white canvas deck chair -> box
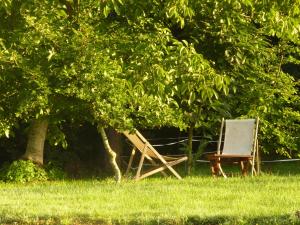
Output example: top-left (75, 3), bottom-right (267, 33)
top-left (123, 130), bottom-right (188, 180)
top-left (207, 118), bottom-right (259, 178)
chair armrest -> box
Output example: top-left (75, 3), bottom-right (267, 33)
top-left (206, 153), bottom-right (253, 160)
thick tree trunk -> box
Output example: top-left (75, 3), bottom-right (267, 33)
top-left (187, 124), bottom-right (194, 175)
top-left (98, 126), bottom-right (122, 183)
top-left (22, 119), bottom-right (48, 165)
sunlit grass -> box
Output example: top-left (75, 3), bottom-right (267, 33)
top-left (0, 162), bottom-right (300, 224)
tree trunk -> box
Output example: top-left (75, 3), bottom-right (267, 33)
top-left (107, 128), bottom-right (123, 167)
top-left (187, 124), bottom-right (194, 175)
top-left (22, 119), bottom-right (48, 165)
top-left (98, 126), bottom-right (122, 183)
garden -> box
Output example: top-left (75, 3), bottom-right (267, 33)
top-left (0, 0), bottom-right (299, 224)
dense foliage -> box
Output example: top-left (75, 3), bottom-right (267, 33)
top-left (0, 0), bottom-right (186, 133)
top-left (101, 0), bottom-right (300, 157)
top-left (0, 159), bottom-right (66, 182)
top-left (0, 0), bottom-right (299, 172)
top-left (0, 160), bottom-right (48, 182)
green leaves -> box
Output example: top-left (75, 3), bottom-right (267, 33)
top-left (165, 0), bottom-right (194, 28)
top-left (103, 4), bottom-right (111, 17)
top-left (156, 39), bottom-right (231, 128)
top-left (0, 0), bottom-right (12, 14)
top-left (2, 160), bottom-right (48, 183)
top-left (4, 129), bottom-right (9, 138)
top-left (0, 0), bottom-right (298, 157)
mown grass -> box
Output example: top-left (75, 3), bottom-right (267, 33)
top-left (0, 161), bottom-right (300, 225)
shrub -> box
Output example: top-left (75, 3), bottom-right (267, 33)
top-left (2, 160), bottom-right (48, 183)
top-left (45, 161), bottom-right (67, 180)
top-left (0, 162), bottom-right (10, 180)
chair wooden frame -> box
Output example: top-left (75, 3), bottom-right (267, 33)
top-left (123, 130), bottom-right (188, 180)
top-left (206, 118), bottom-right (260, 178)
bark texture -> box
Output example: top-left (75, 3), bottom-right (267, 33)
top-left (22, 119), bottom-right (48, 165)
top-left (98, 126), bottom-right (122, 183)
top-left (107, 128), bottom-right (123, 166)
top-left (187, 125), bottom-right (194, 175)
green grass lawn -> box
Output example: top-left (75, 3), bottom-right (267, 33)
top-left (0, 162), bottom-right (300, 225)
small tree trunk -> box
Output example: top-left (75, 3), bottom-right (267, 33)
top-left (107, 128), bottom-right (123, 167)
top-left (22, 119), bottom-right (48, 165)
top-left (187, 124), bottom-right (194, 175)
top-left (98, 126), bottom-right (121, 183)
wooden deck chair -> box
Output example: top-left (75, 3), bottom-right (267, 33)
top-left (123, 130), bottom-right (188, 180)
top-left (207, 118), bottom-right (259, 178)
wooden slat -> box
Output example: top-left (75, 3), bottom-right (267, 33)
top-left (125, 147), bottom-right (136, 176)
top-left (135, 144), bottom-right (147, 180)
top-left (123, 130), bottom-right (188, 180)
top-left (207, 154), bottom-right (253, 159)
top-left (251, 117), bottom-right (260, 176)
top-left (136, 157), bottom-right (188, 180)
top-left (217, 118), bottom-right (224, 155)
top-left (123, 131), bottom-right (157, 158)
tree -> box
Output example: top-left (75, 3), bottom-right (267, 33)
top-left (1, 0), bottom-right (299, 183)
top-left (99, 0), bottom-right (231, 174)
top-left (108, 0), bottom-right (300, 159)
top-left (0, 0), bottom-right (184, 181)
top-left (162, 41), bottom-right (230, 174)
top-left (182, 0), bottom-right (300, 157)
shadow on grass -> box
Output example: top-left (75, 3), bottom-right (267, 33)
top-left (1, 214), bottom-right (300, 225)
top-left (185, 214), bottom-right (300, 225)
top-left (193, 160), bottom-right (300, 177)
top-left (261, 160), bottom-right (300, 176)
top-left (120, 158), bottom-right (300, 179)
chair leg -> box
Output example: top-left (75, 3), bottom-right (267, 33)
top-left (218, 163), bottom-right (227, 178)
top-left (137, 157), bottom-right (187, 180)
top-left (135, 146), bottom-right (147, 180)
top-left (144, 156), bottom-right (168, 177)
top-left (165, 165), bottom-right (183, 180)
top-left (240, 160), bottom-right (244, 172)
top-left (241, 160), bottom-right (247, 176)
top-left (210, 158), bottom-right (227, 178)
top-left (241, 160), bottom-right (252, 176)
top-left (250, 160), bottom-right (257, 176)
top-left (152, 153), bottom-right (184, 179)
top-left (210, 160), bottom-right (219, 177)
top-left (125, 147), bottom-right (136, 176)
top-left (254, 140), bottom-right (260, 175)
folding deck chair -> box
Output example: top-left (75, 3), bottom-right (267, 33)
top-left (206, 118), bottom-right (259, 178)
top-left (123, 130), bottom-right (188, 180)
